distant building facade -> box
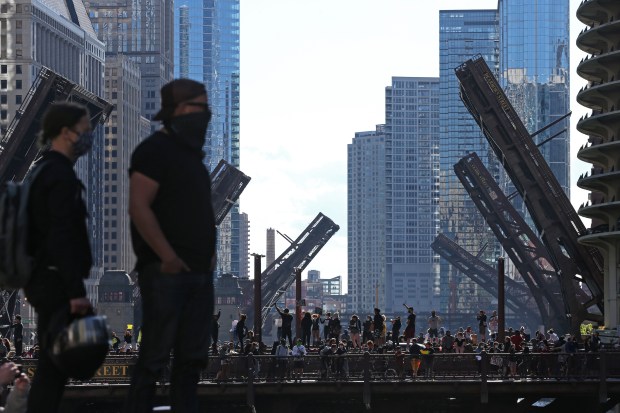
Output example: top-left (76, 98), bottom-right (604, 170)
top-left (238, 212), bottom-right (250, 278)
top-left (102, 55), bottom-right (145, 273)
top-left (266, 228), bottom-right (275, 267)
top-left (347, 126), bottom-right (386, 314)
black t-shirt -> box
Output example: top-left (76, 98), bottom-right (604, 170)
top-left (130, 131), bottom-right (216, 272)
top-left (281, 312), bottom-right (293, 329)
top-left (26, 151), bottom-right (91, 307)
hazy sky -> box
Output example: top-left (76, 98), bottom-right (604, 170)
top-left (239, 0), bottom-right (588, 289)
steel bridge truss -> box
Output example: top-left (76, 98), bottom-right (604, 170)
top-left (455, 56), bottom-right (604, 329)
top-left (210, 159), bottom-right (251, 225)
top-left (260, 213), bottom-right (339, 326)
top-left (432, 233), bottom-right (540, 328)
top-left (0, 67), bottom-right (113, 185)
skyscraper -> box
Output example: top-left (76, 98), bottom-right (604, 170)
top-left (174, 0), bottom-right (240, 275)
top-left (85, 0), bottom-right (174, 126)
top-left (102, 56), bottom-right (144, 273)
top-left (438, 9), bottom-right (500, 317)
top-left (347, 126), bottom-right (386, 314)
top-left (384, 77), bottom-right (440, 314)
top-left (499, 0), bottom-right (570, 196)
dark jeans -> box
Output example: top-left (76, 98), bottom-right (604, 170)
top-left (282, 327), bottom-right (293, 348)
top-left (301, 328), bottom-right (311, 347)
top-left (124, 264), bottom-right (213, 413)
top-left (14, 338), bottom-right (23, 357)
top-left (27, 302), bottom-right (68, 413)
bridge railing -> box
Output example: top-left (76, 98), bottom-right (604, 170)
top-left (17, 351), bottom-right (620, 384)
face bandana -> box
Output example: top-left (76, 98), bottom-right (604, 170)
top-left (166, 107), bottom-right (212, 151)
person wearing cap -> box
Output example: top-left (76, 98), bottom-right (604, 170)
top-left (124, 79), bottom-right (216, 413)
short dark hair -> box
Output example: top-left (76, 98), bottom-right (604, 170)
top-left (39, 102), bottom-right (89, 146)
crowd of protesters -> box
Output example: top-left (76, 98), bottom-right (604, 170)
top-left (197, 306), bottom-right (610, 383)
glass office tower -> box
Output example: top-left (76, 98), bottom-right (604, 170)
top-left (499, 0), bottom-right (571, 201)
top-left (174, 0), bottom-right (241, 275)
top-left (384, 77), bottom-right (440, 315)
top-left (438, 10), bottom-right (500, 318)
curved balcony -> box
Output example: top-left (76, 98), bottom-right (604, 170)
top-left (578, 200), bottom-right (620, 221)
top-left (577, 109), bottom-right (620, 138)
top-left (578, 139), bottom-right (620, 165)
top-left (577, 0), bottom-right (620, 27)
top-left (577, 79), bottom-right (620, 111)
top-left (576, 51), bottom-right (620, 84)
top-left (576, 20), bottom-right (620, 55)
top-left (579, 229), bottom-right (620, 249)
top-left (577, 169), bottom-right (620, 192)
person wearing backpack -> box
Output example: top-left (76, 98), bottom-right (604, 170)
top-left (23, 102), bottom-right (94, 413)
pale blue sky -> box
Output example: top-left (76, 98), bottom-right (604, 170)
top-left (239, 0), bottom-right (588, 289)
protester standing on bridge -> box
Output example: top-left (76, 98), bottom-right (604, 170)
top-left (403, 303), bottom-right (416, 346)
top-left (124, 78), bottom-right (216, 413)
top-left (428, 310), bottom-right (442, 339)
top-left (391, 316), bottom-right (401, 347)
top-left (321, 312), bottom-right (331, 342)
top-left (8, 315), bottom-right (23, 357)
top-left (477, 310), bottom-right (487, 343)
top-left (373, 308), bottom-right (384, 345)
top-left (274, 304), bottom-right (294, 347)
top-left (300, 312), bottom-right (312, 347)
top-left (211, 309), bottom-right (221, 345)
top-left (348, 315), bottom-right (362, 350)
top-left (311, 313), bottom-right (321, 346)
top-left (23, 102), bottom-right (94, 413)
top-left (488, 310), bottom-right (498, 341)
top-left (362, 315), bottom-right (373, 344)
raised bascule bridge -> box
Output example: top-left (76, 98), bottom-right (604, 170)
top-left (433, 54), bottom-right (605, 338)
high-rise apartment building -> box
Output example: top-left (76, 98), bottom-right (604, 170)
top-left (384, 77), bottom-right (440, 314)
top-left (238, 212), bottom-right (249, 278)
top-left (102, 55), bottom-right (145, 273)
top-left (438, 9), bottom-right (500, 317)
top-left (499, 0), bottom-right (570, 196)
top-left (174, 0), bottom-right (240, 276)
top-left (347, 127), bottom-right (386, 314)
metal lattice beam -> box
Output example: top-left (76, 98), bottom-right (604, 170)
top-left (260, 213), bottom-right (339, 326)
top-left (0, 67), bottom-right (112, 185)
top-left (432, 234), bottom-right (541, 327)
top-left (210, 159), bottom-right (251, 225)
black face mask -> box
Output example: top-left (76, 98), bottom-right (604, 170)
top-left (165, 108), bottom-right (212, 151)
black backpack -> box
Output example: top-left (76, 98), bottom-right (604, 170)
top-left (0, 162), bottom-right (48, 289)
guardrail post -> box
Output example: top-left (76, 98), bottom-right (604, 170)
top-left (363, 352), bottom-right (371, 410)
top-left (598, 352), bottom-right (607, 404)
top-left (480, 350), bottom-right (488, 404)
